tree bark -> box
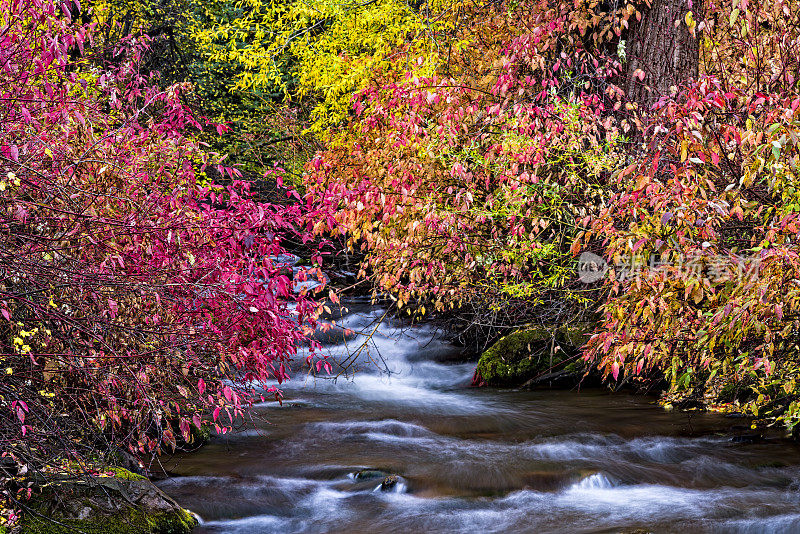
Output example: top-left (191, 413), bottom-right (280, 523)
top-left (624, 0), bottom-right (701, 110)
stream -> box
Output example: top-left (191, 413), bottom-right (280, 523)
top-left (158, 299), bottom-right (800, 533)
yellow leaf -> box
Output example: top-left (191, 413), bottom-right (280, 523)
top-left (684, 11), bottom-right (695, 29)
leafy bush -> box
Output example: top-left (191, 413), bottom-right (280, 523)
top-left (0, 1), bottom-right (322, 525)
top-left (300, 0), bottom-right (800, 430)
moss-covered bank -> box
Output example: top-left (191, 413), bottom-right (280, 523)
top-left (21, 507), bottom-right (196, 534)
top-left (16, 468), bottom-right (197, 534)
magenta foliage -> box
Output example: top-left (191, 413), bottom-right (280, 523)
top-left (0, 0), bottom-right (321, 466)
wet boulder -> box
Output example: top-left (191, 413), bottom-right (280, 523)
top-left (380, 475), bottom-right (400, 490)
top-left (347, 469), bottom-right (408, 493)
top-left (378, 475), bottom-right (407, 493)
top-left (353, 469), bottom-right (391, 481)
top-left (474, 325), bottom-right (594, 388)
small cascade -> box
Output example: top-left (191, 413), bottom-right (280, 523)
top-left (373, 475), bottom-right (408, 494)
top-left (571, 472), bottom-right (617, 490)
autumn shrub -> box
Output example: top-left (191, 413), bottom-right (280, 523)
top-left (572, 0), bottom-right (800, 428)
top-left (579, 80), bottom-right (800, 425)
top-left (0, 0), bottom-right (322, 525)
top-left (300, 0), bottom-right (630, 338)
top-left (299, 0), bottom-right (800, 430)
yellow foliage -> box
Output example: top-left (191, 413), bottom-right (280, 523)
top-left (188, 0), bottom-right (461, 132)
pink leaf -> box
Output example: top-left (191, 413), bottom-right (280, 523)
top-left (108, 298), bottom-right (118, 317)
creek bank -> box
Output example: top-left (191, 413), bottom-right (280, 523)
top-left (474, 325), bottom-right (596, 388)
top-left (473, 328), bottom-right (784, 443)
top-left (13, 468), bottom-right (197, 534)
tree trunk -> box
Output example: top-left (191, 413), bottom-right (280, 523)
top-left (624, 0), bottom-right (701, 110)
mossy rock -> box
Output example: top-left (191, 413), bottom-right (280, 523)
top-left (106, 466), bottom-right (148, 481)
top-left (18, 468), bottom-right (197, 534)
top-left (353, 469), bottom-right (392, 480)
top-left (475, 328), bottom-right (551, 386)
top-left (557, 324), bottom-right (593, 348)
top-left (21, 507), bottom-right (196, 534)
top-left (475, 325), bottom-right (593, 387)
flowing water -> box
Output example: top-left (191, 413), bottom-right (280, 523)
top-left (158, 299), bottom-right (800, 533)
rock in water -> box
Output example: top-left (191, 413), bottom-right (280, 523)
top-left (381, 475), bottom-right (399, 490)
top-left (378, 475), bottom-right (407, 493)
top-left (474, 325), bottom-right (593, 387)
top-left (353, 469), bottom-right (391, 481)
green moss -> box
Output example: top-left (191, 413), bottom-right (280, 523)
top-left (476, 329), bottom-right (552, 386)
top-left (147, 508), bottom-right (197, 534)
top-left (193, 424), bottom-right (213, 445)
top-left (106, 466), bottom-right (147, 481)
top-left (557, 324), bottom-right (593, 347)
top-left (562, 359), bottom-right (584, 374)
top-left (476, 326), bottom-right (592, 387)
top-left (20, 506), bottom-right (197, 534)
top-left (18, 467), bottom-right (197, 534)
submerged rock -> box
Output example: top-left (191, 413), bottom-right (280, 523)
top-left (349, 469), bottom-right (407, 493)
top-left (572, 472), bottom-right (618, 489)
top-left (378, 475), bottom-right (407, 493)
top-left (353, 469), bottom-right (391, 481)
top-left (17, 468), bottom-right (197, 533)
top-left (380, 475), bottom-right (400, 490)
top-left (475, 324), bottom-right (593, 387)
